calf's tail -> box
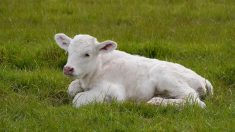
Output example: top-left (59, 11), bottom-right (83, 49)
top-left (205, 79), bottom-right (213, 96)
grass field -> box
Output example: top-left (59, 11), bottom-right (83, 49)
top-left (0, 0), bottom-right (235, 131)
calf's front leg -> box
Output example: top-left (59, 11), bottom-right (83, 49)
top-left (72, 83), bottom-right (125, 108)
top-left (68, 79), bottom-right (83, 97)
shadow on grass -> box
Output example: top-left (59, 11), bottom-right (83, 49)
top-left (47, 90), bottom-right (71, 106)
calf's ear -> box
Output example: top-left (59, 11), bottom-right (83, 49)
top-left (96, 40), bottom-right (117, 53)
top-left (54, 33), bottom-right (72, 51)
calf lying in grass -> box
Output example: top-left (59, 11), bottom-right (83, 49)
top-left (54, 33), bottom-right (213, 108)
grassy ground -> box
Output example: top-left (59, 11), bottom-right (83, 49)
top-left (0, 0), bottom-right (235, 131)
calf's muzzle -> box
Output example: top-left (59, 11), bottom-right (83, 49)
top-left (64, 66), bottom-right (74, 75)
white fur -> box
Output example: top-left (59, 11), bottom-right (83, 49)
top-left (55, 33), bottom-right (213, 108)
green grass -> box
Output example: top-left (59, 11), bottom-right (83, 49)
top-left (0, 0), bottom-right (235, 131)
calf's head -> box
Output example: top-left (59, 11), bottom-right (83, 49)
top-left (54, 33), bottom-right (117, 78)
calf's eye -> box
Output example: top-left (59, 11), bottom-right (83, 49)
top-left (84, 53), bottom-right (90, 57)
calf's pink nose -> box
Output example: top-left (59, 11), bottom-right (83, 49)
top-left (63, 66), bottom-right (74, 75)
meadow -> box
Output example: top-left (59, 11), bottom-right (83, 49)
top-left (0, 0), bottom-right (234, 131)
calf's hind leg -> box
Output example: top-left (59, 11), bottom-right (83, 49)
top-left (147, 96), bottom-right (206, 108)
top-left (172, 87), bottom-right (206, 108)
top-left (150, 80), bottom-right (206, 108)
top-left (147, 97), bottom-right (186, 106)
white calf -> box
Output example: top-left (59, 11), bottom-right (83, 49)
top-left (54, 33), bottom-right (213, 108)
